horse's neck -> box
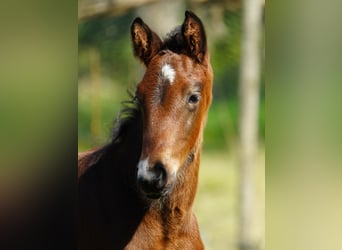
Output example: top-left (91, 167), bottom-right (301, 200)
top-left (126, 152), bottom-right (202, 250)
top-left (148, 149), bottom-right (201, 226)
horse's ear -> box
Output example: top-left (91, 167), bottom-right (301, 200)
top-left (182, 11), bottom-right (207, 63)
top-left (131, 17), bottom-right (162, 66)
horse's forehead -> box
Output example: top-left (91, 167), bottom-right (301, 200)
top-left (141, 53), bottom-right (205, 93)
top-left (160, 63), bottom-right (176, 84)
top-left (164, 53), bottom-right (193, 70)
top-left (154, 53), bottom-right (199, 80)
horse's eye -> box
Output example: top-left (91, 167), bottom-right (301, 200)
top-left (188, 94), bottom-right (200, 104)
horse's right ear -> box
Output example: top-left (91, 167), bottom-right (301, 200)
top-left (131, 18), bottom-right (162, 66)
top-left (182, 11), bottom-right (207, 63)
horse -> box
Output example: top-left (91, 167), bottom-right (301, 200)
top-left (78, 11), bottom-right (213, 250)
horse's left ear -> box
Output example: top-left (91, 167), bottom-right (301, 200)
top-left (182, 11), bottom-right (207, 63)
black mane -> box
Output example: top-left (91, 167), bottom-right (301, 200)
top-left (80, 94), bottom-right (142, 169)
top-left (110, 95), bottom-right (141, 144)
top-left (78, 95), bottom-right (146, 249)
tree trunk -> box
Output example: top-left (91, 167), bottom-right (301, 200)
top-left (238, 0), bottom-right (263, 249)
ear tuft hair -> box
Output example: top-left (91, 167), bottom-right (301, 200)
top-left (182, 11), bottom-right (207, 63)
top-left (131, 18), bottom-right (162, 66)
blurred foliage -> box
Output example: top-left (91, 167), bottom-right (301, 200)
top-left (79, 13), bottom-right (141, 86)
top-left (78, 8), bottom-right (265, 152)
top-left (211, 10), bottom-right (242, 101)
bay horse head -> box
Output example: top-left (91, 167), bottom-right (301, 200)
top-left (131, 11), bottom-right (213, 199)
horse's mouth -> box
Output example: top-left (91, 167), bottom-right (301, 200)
top-left (140, 186), bottom-right (170, 200)
top-left (145, 192), bottom-right (162, 199)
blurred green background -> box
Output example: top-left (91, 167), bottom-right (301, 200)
top-left (78, 1), bottom-right (264, 249)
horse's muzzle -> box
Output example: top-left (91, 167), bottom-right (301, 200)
top-left (137, 161), bottom-right (167, 199)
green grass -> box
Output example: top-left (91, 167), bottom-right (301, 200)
top-left (195, 148), bottom-right (265, 250)
top-left (194, 150), bottom-right (237, 250)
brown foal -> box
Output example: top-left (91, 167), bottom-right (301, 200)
top-left (78, 11), bottom-right (213, 250)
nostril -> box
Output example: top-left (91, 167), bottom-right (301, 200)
top-left (153, 162), bottom-right (167, 189)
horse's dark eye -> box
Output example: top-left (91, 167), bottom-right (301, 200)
top-left (188, 94), bottom-right (200, 104)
